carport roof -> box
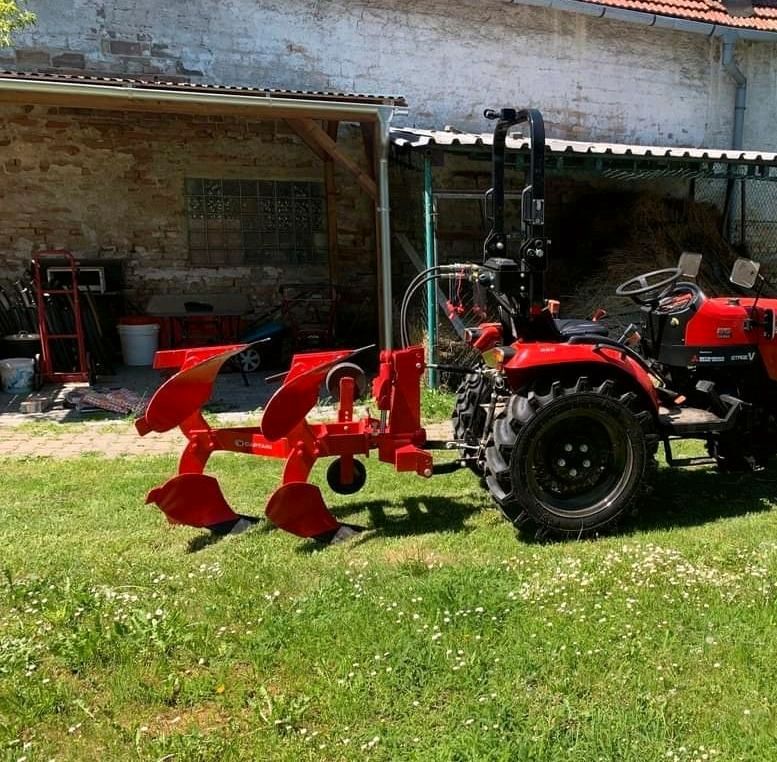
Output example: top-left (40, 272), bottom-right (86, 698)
top-left (390, 126), bottom-right (777, 180)
top-left (0, 71), bottom-right (404, 123)
top-left (390, 127), bottom-right (777, 164)
top-left (0, 70), bottom-right (406, 106)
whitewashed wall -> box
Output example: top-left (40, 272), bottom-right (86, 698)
top-left (2, 0), bottom-right (776, 149)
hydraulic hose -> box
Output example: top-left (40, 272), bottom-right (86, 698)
top-left (399, 263), bottom-right (481, 348)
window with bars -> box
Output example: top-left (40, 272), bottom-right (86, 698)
top-left (185, 178), bottom-right (327, 266)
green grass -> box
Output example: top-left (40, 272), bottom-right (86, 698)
top-left (7, 418), bottom-right (134, 436)
top-left (1, 447), bottom-right (777, 760)
top-left (420, 386), bottom-right (457, 423)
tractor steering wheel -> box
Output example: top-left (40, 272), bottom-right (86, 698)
top-left (615, 267), bottom-right (683, 306)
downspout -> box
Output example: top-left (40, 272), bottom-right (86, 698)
top-left (721, 36), bottom-right (747, 243)
top-left (376, 106), bottom-right (395, 350)
top-left (722, 36), bottom-right (746, 150)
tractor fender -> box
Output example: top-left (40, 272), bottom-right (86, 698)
top-left (502, 343), bottom-right (660, 414)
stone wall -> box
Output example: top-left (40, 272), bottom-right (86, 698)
top-left (0, 103), bottom-right (377, 333)
top-left (4, 0), bottom-right (777, 149)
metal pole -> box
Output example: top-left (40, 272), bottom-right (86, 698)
top-left (423, 153), bottom-right (438, 387)
top-left (376, 107), bottom-right (394, 350)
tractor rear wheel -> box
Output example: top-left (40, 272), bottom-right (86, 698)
top-left (451, 370), bottom-right (492, 474)
top-left (485, 376), bottom-right (656, 539)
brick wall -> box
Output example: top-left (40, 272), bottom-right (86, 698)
top-left (0, 104), bottom-right (377, 332)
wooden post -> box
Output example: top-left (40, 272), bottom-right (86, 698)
top-left (325, 121), bottom-right (340, 285)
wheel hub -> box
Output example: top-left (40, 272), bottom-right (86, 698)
top-left (531, 413), bottom-right (624, 503)
top-left (548, 438), bottom-right (605, 491)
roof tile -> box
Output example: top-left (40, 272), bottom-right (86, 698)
top-left (577, 0), bottom-right (777, 30)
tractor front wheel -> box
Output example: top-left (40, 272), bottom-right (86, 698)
top-left (486, 377), bottom-right (656, 539)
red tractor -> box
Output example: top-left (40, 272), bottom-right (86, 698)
top-left (136, 107), bottom-right (777, 543)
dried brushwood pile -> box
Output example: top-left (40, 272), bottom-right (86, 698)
top-left (560, 195), bottom-right (737, 335)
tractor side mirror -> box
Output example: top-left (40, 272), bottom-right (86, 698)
top-left (730, 257), bottom-right (761, 289)
top-left (678, 252), bottom-right (702, 279)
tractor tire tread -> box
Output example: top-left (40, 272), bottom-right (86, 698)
top-left (486, 374), bottom-right (657, 540)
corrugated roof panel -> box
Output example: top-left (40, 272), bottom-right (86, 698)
top-left (0, 70), bottom-right (407, 106)
top-left (390, 128), bottom-right (777, 164)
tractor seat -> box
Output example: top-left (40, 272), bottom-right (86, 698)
top-left (554, 318), bottom-right (609, 338)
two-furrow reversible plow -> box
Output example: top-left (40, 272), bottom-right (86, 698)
top-left (135, 343), bottom-right (436, 543)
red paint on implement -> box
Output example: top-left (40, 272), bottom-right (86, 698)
top-left (262, 350), bottom-right (351, 442)
top-left (136, 344), bottom-right (246, 434)
top-left (265, 482), bottom-right (340, 537)
top-left (139, 341), bottom-right (437, 543)
top-left (147, 473), bottom-right (239, 527)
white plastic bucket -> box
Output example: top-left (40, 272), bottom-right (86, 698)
top-left (0, 357), bottom-right (35, 394)
top-left (118, 323), bottom-right (160, 366)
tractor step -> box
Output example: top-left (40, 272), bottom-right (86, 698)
top-left (658, 399), bottom-right (741, 437)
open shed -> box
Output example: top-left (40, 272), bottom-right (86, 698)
top-left (0, 71), bottom-right (405, 379)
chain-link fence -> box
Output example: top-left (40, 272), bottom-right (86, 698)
top-left (696, 173), bottom-right (777, 280)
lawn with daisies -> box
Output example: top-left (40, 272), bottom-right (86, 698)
top-left (2, 444), bottom-right (777, 761)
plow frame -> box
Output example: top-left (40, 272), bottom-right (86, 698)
top-left (135, 342), bottom-right (435, 541)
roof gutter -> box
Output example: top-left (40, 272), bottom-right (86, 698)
top-left (0, 76), bottom-right (400, 122)
top-left (513, 0), bottom-right (777, 41)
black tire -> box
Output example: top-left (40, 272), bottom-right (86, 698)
top-left (326, 458), bottom-right (367, 495)
top-left (485, 376), bottom-right (657, 539)
top-left (451, 370), bottom-right (492, 474)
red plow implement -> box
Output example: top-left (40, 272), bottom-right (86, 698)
top-left (136, 343), bottom-right (435, 544)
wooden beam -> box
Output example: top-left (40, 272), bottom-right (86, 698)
top-left (287, 118), bottom-right (377, 200)
top-left (284, 119), bottom-right (328, 162)
top-left (324, 121), bottom-right (340, 285)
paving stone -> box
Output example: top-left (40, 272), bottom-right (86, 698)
top-left (0, 363), bottom-right (454, 459)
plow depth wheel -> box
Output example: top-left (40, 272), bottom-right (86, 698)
top-left (326, 457), bottom-right (367, 495)
top-left (486, 377), bottom-right (656, 539)
top-left (326, 362), bottom-right (368, 401)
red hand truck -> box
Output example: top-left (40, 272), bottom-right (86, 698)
top-left (32, 249), bottom-right (90, 384)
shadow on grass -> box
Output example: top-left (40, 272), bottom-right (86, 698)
top-left (630, 463), bottom-right (777, 534)
top-left (187, 532), bottom-right (230, 553)
top-left (186, 518), bottom-right (268, 553)
top-left (185, 462), bottom-right (775, 552)
top-left (511, 462), bottom-right (777, 545)
top-left (295, 496), bottom-right (482, 554)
